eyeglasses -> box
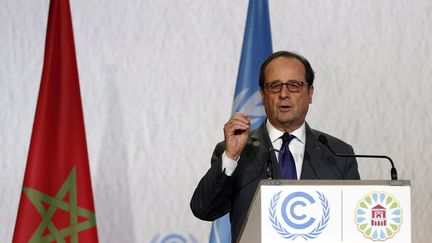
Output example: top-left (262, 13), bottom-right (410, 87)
top-left (264, 80), bottom-right (308, 93)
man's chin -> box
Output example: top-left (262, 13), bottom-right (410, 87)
top-left (276, 115), bottom-right (294, 124)
top-left (276, 117), bottom-right (305, 129)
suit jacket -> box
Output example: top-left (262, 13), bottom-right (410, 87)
top-left (190, 121), bottom-right (360, 242)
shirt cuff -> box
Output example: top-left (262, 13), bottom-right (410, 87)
top-left (222, 151), bottom-right (239, 176)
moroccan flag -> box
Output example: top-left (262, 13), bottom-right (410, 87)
top-left (209, 0), bottom-right (273, 242)
top-left (13, 0), bottom-right (99, 242)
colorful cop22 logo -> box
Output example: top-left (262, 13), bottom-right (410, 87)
top-left (355, 192), bottom-right (403, 241)
top-left (269, 191), bottom-right (330, 240)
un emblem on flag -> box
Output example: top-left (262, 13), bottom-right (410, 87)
top-left (268, 191), bottom-right (330, 240)
top-left (151, 233), bottom-right (198, 243)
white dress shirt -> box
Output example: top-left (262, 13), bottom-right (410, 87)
top-left (222, 121), bottom-right (307, 178)
top-left (266, 121), bottom-right (306, 179)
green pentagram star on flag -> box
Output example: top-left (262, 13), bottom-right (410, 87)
top-left (23, 167), bottom-right (96, 243)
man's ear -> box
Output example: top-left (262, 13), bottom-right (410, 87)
top-left (308, 85), bottom-right (314, 104)
top-left (260, 88), bottom-right (264, 100)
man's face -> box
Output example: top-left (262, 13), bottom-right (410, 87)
top-left (260, 57), bottom-right (314, 132)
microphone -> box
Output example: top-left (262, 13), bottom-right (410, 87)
top-left (266, 148), bottom-right (278, 179)
top-left (318, 135), bottom-right (398, 180)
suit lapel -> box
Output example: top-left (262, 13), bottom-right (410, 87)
top-left (301, 123), bottom-right (324, 179)
top-left (249, 121), bottom-right (282, 179)
top-left (234, 122), bottom-right (271, 189)
top-left (249, 122), bottom-right (271, 171)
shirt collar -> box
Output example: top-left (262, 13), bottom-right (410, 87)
top-left (266, 120), bottom-right (306, 144)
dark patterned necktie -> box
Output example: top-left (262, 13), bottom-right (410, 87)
top-left (278, 132), bottom-right (297, 179)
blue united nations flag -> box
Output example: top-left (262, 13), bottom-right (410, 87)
top-left (232, 0), bottom-right (273, 129)
top-left (209, 0), bottom-right (273, 242)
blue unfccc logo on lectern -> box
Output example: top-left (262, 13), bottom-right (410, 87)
top-left (269, 191), bottom-right (330, 240)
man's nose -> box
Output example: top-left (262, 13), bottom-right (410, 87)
top-left (279, 84), bottom-right (291, 98)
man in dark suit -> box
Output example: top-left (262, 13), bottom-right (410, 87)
top-left (190, 51), bottom-right (360, 242)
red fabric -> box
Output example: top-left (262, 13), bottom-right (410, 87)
top-left (13, 0), bottom-right (98, 242)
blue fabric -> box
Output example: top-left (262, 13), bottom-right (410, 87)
top-left (278, 133), bottom-right (297, 179)
top-left (209, 0), bottom-right (272, 242)
top-left (231, 0), bottom-right (273, 129)
top-left (208, 214), bottom-right (231, 243)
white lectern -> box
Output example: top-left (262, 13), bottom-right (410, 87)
top-left (238, 180), bottom-right (411, 243)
